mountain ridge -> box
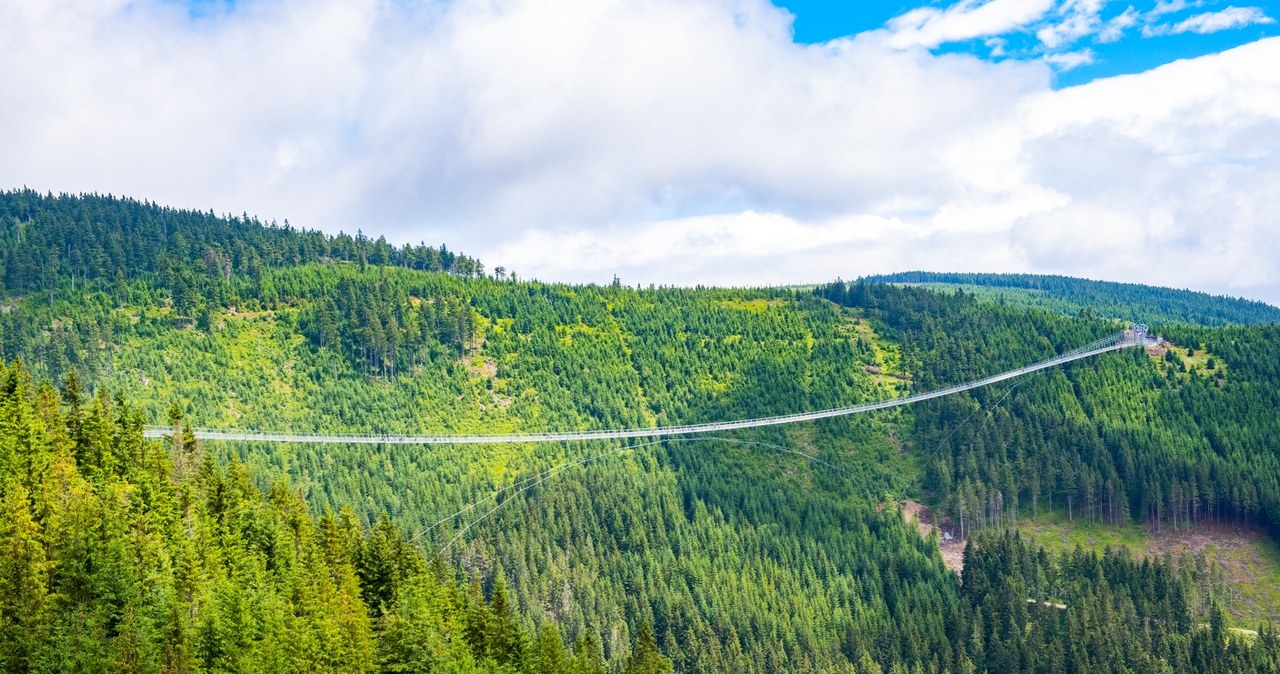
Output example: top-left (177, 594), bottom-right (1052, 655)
top-left (865, 270), bottom-right (1280, 326)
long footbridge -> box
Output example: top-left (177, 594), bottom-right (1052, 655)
top-left (142, 327), bottom-right (1157, 445)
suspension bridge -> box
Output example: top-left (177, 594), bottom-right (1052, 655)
top-left (142, 326), bottom-right (1157, 445)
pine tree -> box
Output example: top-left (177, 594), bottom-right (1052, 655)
top-left (487, 573), bottom-right (525, 665)
top-left (0, 482), bottom-right (49, 669)
top-left (622, 622), bottom-right (672, 674)
top-left (530, 623), bottom-right (567, 674)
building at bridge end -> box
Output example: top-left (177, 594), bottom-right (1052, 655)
top-left (1128, 322), bottom-right (1165, 348)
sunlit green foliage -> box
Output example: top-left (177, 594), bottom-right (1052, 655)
top-left (821, 280), bottom-right (1280, 547)
top-left (5, 192), bottom-right (1280, 672)
top-left (0, 359), bottom-right (605, 673)
top-left (962, 531), bottom-right (1280, 672)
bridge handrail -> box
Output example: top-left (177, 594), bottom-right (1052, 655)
top-left (142, 332), bottom-right (1151, 445)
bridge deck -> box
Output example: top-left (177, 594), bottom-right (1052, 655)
top-left (142, 333), bottom-right (1154, 445)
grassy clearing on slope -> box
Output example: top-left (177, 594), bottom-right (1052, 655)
top-left (836, 309), bottom-right (911, 398)
top-left (712, 297), bottom-right (785, 313)
top-left (1152, 342), bottom-right (1229, 382)
top-left (1018, 512), bottom-right (1280, 628)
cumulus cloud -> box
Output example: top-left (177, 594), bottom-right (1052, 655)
top-left (1, 0), bottom-right (1279, 303)
top-left (995, 40), bottom-right (1280, 293)
top-left (0, 0), bottom-right (1047, 239)
top-left (886, 0), bottom-right (1055, 49)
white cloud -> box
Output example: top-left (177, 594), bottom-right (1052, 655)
top-left (1002, 40), bottom-right (1280, 292)
top-left (883, 0), bottom-right (1114, 54)
top-left (1035, 0), bottom-right (1105, 49)
top-left (1164, 6), bottom-right (1275, 34)
top-left (1148, 0), bottom-right (1198, 18)
top-left (489, 210), bottom-right (1032, 289)
top-left (1098, 6), bottom-right (1139, 42)
top-left (1, 1), bottom-right (1279, 303)
top-left (0, 0), bottom-right (1047, 237)
top-left (1042, 48), bottom-right (1096, 70)
top-left (886, 0), bottom-right (1055, 49)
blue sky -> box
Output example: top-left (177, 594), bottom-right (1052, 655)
top-left (773, 1), bottom-right (912, 41)
top-left (4, 0), bottom-right (1280, 303)
top-left (181, 0), bottom-right (1280, 88)
top-left (777, 0), bottom-right (1280, 86)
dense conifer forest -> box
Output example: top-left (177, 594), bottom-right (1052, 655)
top-left (863, 271), bottom-right (1280, 326)
top-left (817, 280), bottom-right (1280, 543)
top-left (0, 189), bottom-right (483, 298)
top-left (0, 359), bottom-right (656, 673)
top-left (3, 192), bottom-right (1280, 672)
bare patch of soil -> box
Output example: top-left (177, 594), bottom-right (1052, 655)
top-left (1148, 522), bottom-right (1256, 557)
top-left (903, 499), bottom-right (965, 575)
top-left (1150, 524), bottom-right (1261, 579)
top-left (491, 392), bottom-right (514, 411)
top-left (1148, 522), bottom-right (1278, 622)
top-left (464, 357), bottom-right (498, 379)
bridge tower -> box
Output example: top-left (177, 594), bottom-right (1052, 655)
top-left (1131, 323), bottom-right (1149, 343)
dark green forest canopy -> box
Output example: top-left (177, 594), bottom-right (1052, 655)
top-left (3, 357), bottom-right (1277, 673)
top-left (865, 271), bottom-right (1280, 326)
top-left (819, 280), bottom-right (1280, 544)
top-left (3, 192), bottom-right (1280, 672)
top-left (0, 188), bottom-right (484, 298)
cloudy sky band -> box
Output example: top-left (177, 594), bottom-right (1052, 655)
top-left (2, 0), bottom-right (1278, 303)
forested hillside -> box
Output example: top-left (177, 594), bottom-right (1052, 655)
top-left (3, 192), bottom-right (1280, 672)
top-left (0, 189), bottom-right (483, 299)
top-left (0, 359), bottom-right (653, 673)
top-left (817, 281), bottom-right (1280, 543)
top-left (865, 271), bottom-right (1280, 326)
